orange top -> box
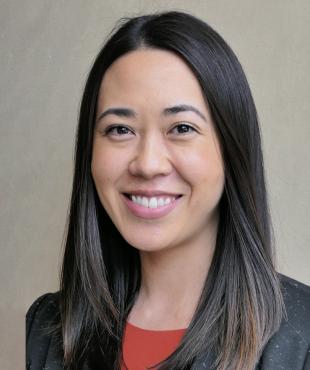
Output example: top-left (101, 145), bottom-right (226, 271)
top-left (121, 321), bottom-right (187, 370)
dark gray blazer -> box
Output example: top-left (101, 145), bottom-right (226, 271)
top-left (26, 274), bottom-right (310, 369)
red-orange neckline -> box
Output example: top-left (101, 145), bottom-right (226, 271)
top-left (126, 321), bottom-right (187, 332)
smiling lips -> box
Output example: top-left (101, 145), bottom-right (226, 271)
top-left (121, 193), bottom-right (183, 219)
top-left (126, 194), bottom-right (179, 207)
top-left (124, 189), bottom-right (183, 197)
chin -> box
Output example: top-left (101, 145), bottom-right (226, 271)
top-left (123, 234), bottom-right (175, 253)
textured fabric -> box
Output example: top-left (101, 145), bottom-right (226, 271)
top-left (26, 293), bottom-right (64, 370)
top-left (121, 321), bottom-right (186, 369)
top-left (26, 274), bottom-right (310, 369)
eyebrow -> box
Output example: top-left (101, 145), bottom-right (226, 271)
top-left (96, 104), bottom-right (208, 123)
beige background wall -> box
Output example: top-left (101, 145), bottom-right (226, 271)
top-left (1, 1), bottom-right (309, 368)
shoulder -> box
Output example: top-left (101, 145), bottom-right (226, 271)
top-left (258, 274), bottom-right (310, 370)
top-left (279, 273), bottom-right (310, 301)
top-left (26, 292), bottom-right (62, 369)
top-left (26, 291), bottom-right (60, 341)
top-left (26, 292), bottom-right (60, 332)
top-left (278, 273), bottom-right (310, 338)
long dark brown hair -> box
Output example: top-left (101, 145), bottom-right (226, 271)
top-left (57, 10), bottom-right (285, 370)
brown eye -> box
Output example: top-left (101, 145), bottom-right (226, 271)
top-left (105, 125), bottom-right (133, 137)
top-left (170, 123), bottom-right (196, 135)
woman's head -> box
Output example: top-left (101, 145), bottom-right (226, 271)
top-left (91, 48), bottom-right (225, 254)
top-left (77, 10), bottom-right (268, 252)
top-left (61, 11), bottom-right (284, 370)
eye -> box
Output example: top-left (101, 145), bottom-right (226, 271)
top-left (104, 125), bottom-right (133, 137)
top-left (103, 122), bottom-right (197, 138)
top-left (170, 123), bottom-right (196, 135)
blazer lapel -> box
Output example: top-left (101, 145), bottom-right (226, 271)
top-left (44, 334), bottom-right (64, 370)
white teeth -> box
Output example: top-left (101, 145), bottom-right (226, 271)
top-left (130, 195), bottom-right (176, 208)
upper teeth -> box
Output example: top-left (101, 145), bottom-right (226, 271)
top-left (130, 195), bottom-right (177, 208)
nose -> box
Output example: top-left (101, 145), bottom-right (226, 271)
top-left (128, 133), bottom-right (173, 179)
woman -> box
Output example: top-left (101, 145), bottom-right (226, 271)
top-left (26, 11), bottom-right (310, 370)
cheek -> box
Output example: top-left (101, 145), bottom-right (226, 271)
top-left (181, 144), bottom-right (224, 199)
top-left (181, 142), bottom-right (223, 174)
top-left (91, 143), bottom-right (120, 187)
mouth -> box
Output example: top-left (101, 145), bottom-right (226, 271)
top-left (121, 193), bottom-right (184, 219)
top-left (123, 193), bottom-right (183, 200)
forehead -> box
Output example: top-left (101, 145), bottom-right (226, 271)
top-left (97, 48), bottom-right (207, 110)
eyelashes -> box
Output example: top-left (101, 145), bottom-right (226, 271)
top-left (169, 123), bottom-right (197, 135)
top-left (103, 123), bottom-right (197, 138)
top-left (105, 125), bottom-right (132, 136)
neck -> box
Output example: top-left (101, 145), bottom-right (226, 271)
top-left (128, 216), bottom-right (218, 329)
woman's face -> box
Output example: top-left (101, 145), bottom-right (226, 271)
top-left (91, 48), bottom-right (225, 252)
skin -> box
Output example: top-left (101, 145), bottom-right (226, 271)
top-left (91, 48), bottom-right (225, 329)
